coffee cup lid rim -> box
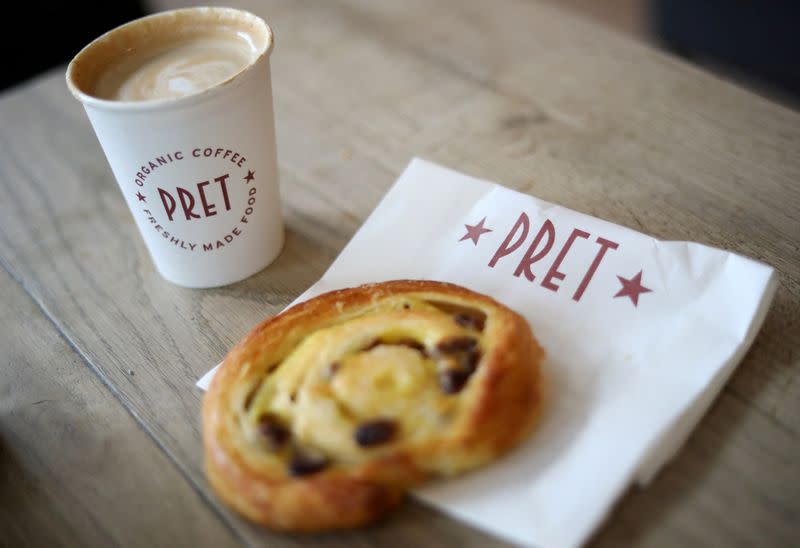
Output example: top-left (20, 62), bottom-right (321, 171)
top-left (66, 6), bottom-right (274, 112)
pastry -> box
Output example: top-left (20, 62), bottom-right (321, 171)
top-left (203, 280), bottom-right (543, 531)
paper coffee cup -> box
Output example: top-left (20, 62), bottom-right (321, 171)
top-left (66, 7), bottom-right (283, 288)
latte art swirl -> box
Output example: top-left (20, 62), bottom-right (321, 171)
top-left (68, 7), bottom-right (271, 105)
top-left (94, 35), bottom-right (258, 102)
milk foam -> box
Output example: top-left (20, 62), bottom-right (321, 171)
top-left (95, 36), bottom-right (256, 101)
top-left (67, 8), bottom-right (270, 104)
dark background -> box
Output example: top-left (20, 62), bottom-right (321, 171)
top-left (652, 0), bottom-right (800, 103)
top-left (0, 1), bottom-right (146, 92)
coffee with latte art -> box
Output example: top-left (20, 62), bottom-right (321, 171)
top-left (68, 8), bottom-right (268, 103)
top-left (94, 33), bottom-right (258, 101)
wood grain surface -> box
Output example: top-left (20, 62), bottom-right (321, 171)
top-left (0, 268), bottom-right (238, 546)
top-left (1, 0), bottom-right (798, 546)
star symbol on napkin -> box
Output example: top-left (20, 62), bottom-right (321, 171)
top-left (614, 270), bottom-right (652, 307)
top-left (244, 170), bottom-right (255, 183)
top-left (136, 191), bottom-right (146, 203)
top-left (459, 217), bottom-right (492, 245)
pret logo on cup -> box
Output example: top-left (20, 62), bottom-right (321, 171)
top-left (132, 146), bottom-right (260, 252)
top-left (67, 7), bottom-right (283, 288)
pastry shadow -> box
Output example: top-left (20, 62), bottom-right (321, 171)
top-left (247, 497), bottom-right (510, 547)
top-left (411, 352), bottom-right (590, 504)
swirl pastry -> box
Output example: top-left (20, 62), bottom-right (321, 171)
top-left (203, 280), bottom-right (543, 531)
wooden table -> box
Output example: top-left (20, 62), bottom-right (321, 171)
top-left (2, 1), bottom-right (799, 546)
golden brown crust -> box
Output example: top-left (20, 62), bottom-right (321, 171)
top-left (203, 280), bottom-right (543, 531)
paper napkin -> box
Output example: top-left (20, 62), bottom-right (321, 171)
top-left (198, 159), bottom-right (776, 547)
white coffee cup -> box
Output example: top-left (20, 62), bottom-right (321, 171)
top-left (66, 7), bottom-right (283, 288)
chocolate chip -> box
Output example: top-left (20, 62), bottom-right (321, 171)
top-left (433, 338), bottom-right (481, 394)
top-left (457, 348), bottom-right (482, 373)
top-left (402, 303), bottom-right (411, 310)
top-left (355, 419), bottom-right (397, 447)
top-left (424, 301), bottom-right (487, 332)
top-left (439, 368), bottom-right (473, 394)
top-left (436, 336), bottom-right (478, 354)
top-left (289, 392), bottom-right (297, 403)
top-left (288, 450), bottom-right (329, 476)
top-left (454, 313), bottom-right (486, 332)
top-left (257, 415), bottom-right (290, 450)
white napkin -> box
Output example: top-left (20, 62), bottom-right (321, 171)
top-left (198, 158), bottom-right (776, 548)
